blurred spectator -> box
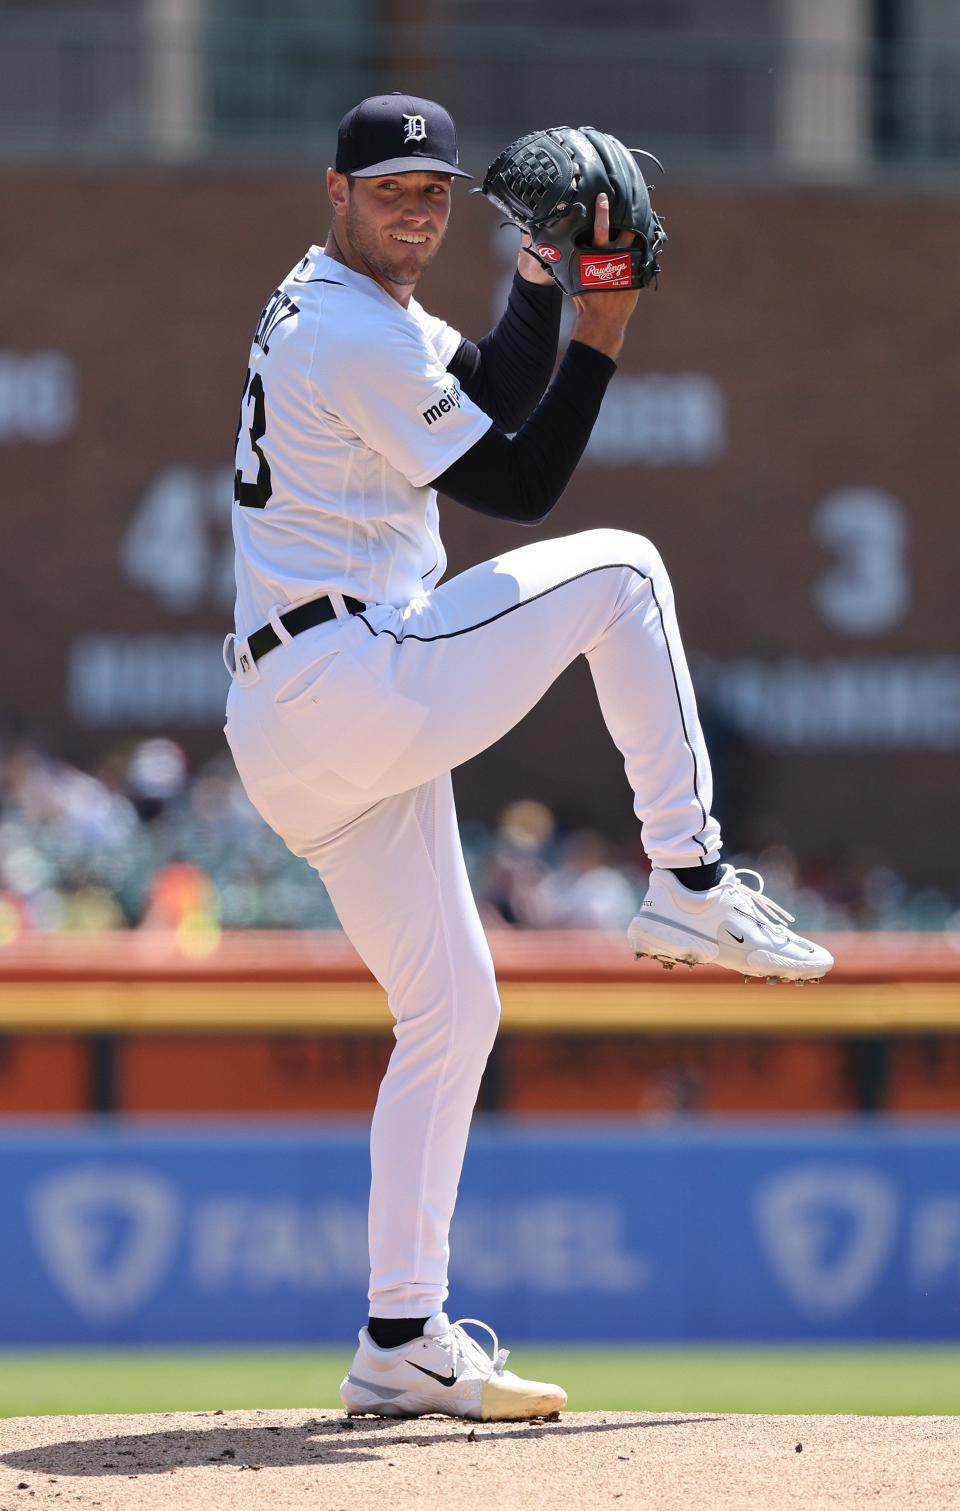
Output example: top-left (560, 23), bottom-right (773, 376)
top-left (140, 858), bottom-right (218, 931)
top-left (476, 799), bottom-right (557, 926)
top-left (524, 829), bottom-right (639, 930)
top-left (127, 737), bottom-right (187, 822)
top-left (0, 735), bottom-right (952, 935)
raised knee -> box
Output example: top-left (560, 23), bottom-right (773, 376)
top-left (577, 527), bottom-right (664, 575)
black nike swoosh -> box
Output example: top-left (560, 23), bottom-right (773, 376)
top-left (726, 929), bottom-right (745, 943)
top-left (409, 1361), bottom-right (457, 1387)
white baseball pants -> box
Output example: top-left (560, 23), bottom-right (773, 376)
top-left (224, 527), bottom-right (721, 1317)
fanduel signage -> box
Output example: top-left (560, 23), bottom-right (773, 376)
top-left (0, 1125), bottom-right (958, 1343)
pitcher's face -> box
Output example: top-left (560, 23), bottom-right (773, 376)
top-left (331, 170), bottom-right (452, 290)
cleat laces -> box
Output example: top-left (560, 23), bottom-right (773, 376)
top-left (725, 867), bottom-right (794, 939)
top-left (449, 1317), bottom-right (510, 1377)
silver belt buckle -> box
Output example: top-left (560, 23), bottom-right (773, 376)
top-left (223, 633), bottom-right (261, 686)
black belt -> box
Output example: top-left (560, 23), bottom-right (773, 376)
top-left (247, 594), bottom-right (365, 665)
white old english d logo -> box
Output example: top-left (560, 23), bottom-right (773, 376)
top-left (403, 114), bottom-right (427, 143)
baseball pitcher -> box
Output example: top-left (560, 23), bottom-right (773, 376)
top-left (223, 93), bottom-right (833, 1421)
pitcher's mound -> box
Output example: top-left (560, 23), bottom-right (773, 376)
top-left (2, 1408), bottom-right (958, 1509)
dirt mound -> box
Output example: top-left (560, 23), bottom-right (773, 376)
top-left (2, 1409), bottom-right (958, 1509)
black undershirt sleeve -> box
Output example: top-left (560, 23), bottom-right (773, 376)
top-left (430, 340), bottom-right (617, 526)
top-left (447, 270), bottom-right (563, 433)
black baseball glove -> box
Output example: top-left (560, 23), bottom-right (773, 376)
top-left (478, 126), bottom-right (667, 296)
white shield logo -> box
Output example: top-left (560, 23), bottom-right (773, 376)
top-left (29, 1166), bottom-right (180, 1322)
top-left (756, 1164), bottom-right (898, 1317)
top-left (403, 114), bottom-right (427, 143)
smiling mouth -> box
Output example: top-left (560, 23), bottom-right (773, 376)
top-left (390, 233), bottom-right (428, 244)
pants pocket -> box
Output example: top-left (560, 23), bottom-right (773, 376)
top-left (274, 644), bottom-right (429, 791)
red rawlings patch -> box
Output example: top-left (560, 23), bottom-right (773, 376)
top-left (536, 243), bottom-right (562, 263)
top-left (578, 252), bottom-right (633, 289)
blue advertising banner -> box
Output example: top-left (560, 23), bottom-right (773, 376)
top-left (1, 1121), bottom-right (959, 1344)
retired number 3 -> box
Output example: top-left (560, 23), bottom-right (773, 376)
top-left (234, 368), bottom-right (273, 509)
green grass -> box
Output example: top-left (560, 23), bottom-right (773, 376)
top-left (2, 1348), bottom-right (959, 1419)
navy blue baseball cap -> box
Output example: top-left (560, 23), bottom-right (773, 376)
top-left (335, 93), bottom-right (471, 179)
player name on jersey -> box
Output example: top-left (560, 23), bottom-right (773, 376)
top-left (253, 289), bottom-right (300, 354)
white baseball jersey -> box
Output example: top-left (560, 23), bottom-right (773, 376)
top-left (231, 246), bottom-right (492, 639)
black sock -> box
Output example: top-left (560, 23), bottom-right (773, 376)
top-left (669, 861), bottom-right (721, 892)
top-left (368, 1316), bottom-right (429, 1349)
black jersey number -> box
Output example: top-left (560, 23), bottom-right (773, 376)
top-left (234, 369), bottom-right (273, 509)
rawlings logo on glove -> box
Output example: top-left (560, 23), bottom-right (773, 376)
top-left (477, 124), bottom-right (667, 297)
top-left (579, 252), bottom-right (633, 287)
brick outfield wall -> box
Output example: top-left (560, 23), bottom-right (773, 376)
top-left (2, 171), bottom-right (959, 878)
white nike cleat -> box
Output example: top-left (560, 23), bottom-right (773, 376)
top-left (628, 864), bottom-right (834, 983)
top-left (339, 1312), bottom-right (567, 1421)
